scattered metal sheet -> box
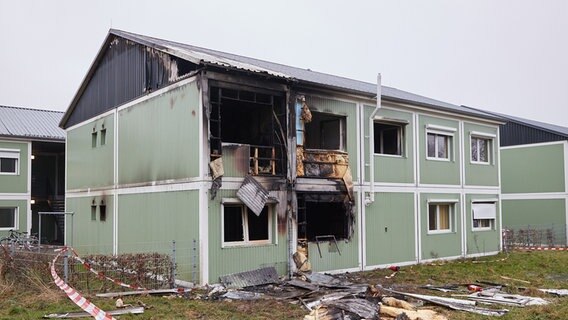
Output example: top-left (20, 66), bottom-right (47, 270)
top-left (236, 175), bottom-right (270, 216)
top-left (305, 292), bottom-right (352, 309)
top-left (303, 272), bottom-right (354, 289)
top-left (467, 290), bottom-right (549, 307)
top-left (539, 289), bottom-right (568, 296)
top-left (287, 279), bottom-right (320, 292)
top-left (43, 307), bottom-right (144, 318)
top-left (95, 288), bottom-right (190, 298)
top-left (219, 266), bottom-right (279, 289)
top-left (383, 288), bottom-right (509, 317)
top-left (421, 284), bottom-right (458, 293)
top-left (222, 291), bottom-right (263, 300)
top-left (325, 298), bottom-right (379, 319)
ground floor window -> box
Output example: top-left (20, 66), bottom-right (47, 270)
top-left (428, 203), bottom-right (453, 233)
top-left (472, 202), bottom-right (496, 230)
top-left (222, 203), bottom-right (271, 246)
top-left (0, 207), bottom-right (17, 229)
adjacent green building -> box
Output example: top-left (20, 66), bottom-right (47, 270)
top-left (0, 105), bottom-right (65, 244)
top-left (60, 30), bottom-right (504, 284)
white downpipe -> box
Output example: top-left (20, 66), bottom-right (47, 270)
top-left (365, 73), bottom-right (382, 206)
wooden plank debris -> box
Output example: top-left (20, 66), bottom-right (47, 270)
top-left (325, 298), bottom-right (379, 319)
top-left (43, 307), bottom-right (144, 318)
top-left (380, 305), bottom-right (447, 320)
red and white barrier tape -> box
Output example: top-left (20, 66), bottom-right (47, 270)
top-left (510, 246), bottom-right (567, 251)
top-left (50, 247), bottom-right (116, 320)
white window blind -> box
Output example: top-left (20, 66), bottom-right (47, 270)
top-left (472, 203), bottom-right (496, 219)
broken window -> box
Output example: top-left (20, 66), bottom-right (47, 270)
top-left (471, 136), bottom-right (491, 164)
top-left (472, 202), bottom-right (496, 230)
top-left (428, 203), bottom-right (453, 233)
top-left (0, 150), bottom-right (19, 174)
top-left (222, 203), bottom-right (271, 246)
top-left (297, 194), bottom-right (353, 242)
top-left (304, 112), bottom-right (345, 150)
top-left (209, 86), bottom-right (286, 176)
top-left (0, 207), bottom-right (17, 229)
top-left (374, 122), bottom-right (404, 155)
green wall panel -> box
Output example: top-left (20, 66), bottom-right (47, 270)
top-left (463, 123), bottom-right (499, 187)
top-left (305, 96), bottom-right (358, 181)
top-left (419, 116), bottom-right (460, 185)
top-left (67, 114), bottom-right (115, 190)
top-left (208, 189), bottom-right (288, 283)
top-left (365, 192), bottom-right (415, 266)
top-left (118, 81), bottom-right (201, 185)
top-left (502, 199), bottom-right (566, 229)
top-left (0, 200), bottom-right (28, 237)
top-left (420, 193), bottom-right (461, 259)
top-left (465, 194), bottom-right (501, 255)
top-left (66, 195), bottom-right (114, 254)
top-left (363, 106), bottom-right (415, 184)
top-left (0, 140), bottom-right (29, 193)
top-left (501, 144), bottom-right (566, 193)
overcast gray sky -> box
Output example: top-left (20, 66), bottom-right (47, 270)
top-left (1, 0), bottom-right (567, 127)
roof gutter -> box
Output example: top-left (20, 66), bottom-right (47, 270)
top-left (365, 74), bottom-right (381, 206)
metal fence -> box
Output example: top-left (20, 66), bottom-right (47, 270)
top-left (0, 239), bottom-right (200, 294)
top-left (502, 224), bottom-right (568, 251)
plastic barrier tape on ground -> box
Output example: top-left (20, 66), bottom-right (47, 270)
top-left (67, 247), bottom-right (148, 291)
top-left (512, 246), bottom-right (567, 251)
top-left (50, 247), bottom-right (116, 320)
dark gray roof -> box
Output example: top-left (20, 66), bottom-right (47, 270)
top-left (109, 29), bottom-right (503, 123)
top-left (463, 106), bottom-right (568, 137)
top-left (0, 105), bottom-right (65, 141)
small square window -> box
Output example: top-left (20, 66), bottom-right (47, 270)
top-left (91, 205), bottom-right (97, 221)
top-left (374, 122), bottom-right (404, 156)
top-left (0, 150), bottom-right (19, 174)
top-left (472, 202), bottom-right (496, 231)
top-left (100, 129), bottom-right (107, 146)
top-left (471, 137), bottom-right (491, 164)
top-left (0, 207), bottom-right (17, 229)
top-left (428, 203), bottom-right (453, 233)
top-left (223, 203), bottom-right (271, 246)
top-left (92, 132), bottom-right (98, 148)
top-left (427, 133), bottom-right (450, 160)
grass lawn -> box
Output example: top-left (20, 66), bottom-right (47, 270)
top-left (0, 251), bottom-right (566, 319)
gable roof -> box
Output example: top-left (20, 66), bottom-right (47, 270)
top-left (463, 106), bottom-right (568, 138)
top-left (61, 29), bottom-right (504, 127)
top-left (0, 105), bottom-right (65, 141)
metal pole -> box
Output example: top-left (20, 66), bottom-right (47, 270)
top-left (171, 240), bottom-right (176, 288)
top-left (38, 214), bottom-right (42, 246)
top-left (64, 249), bottom-right (69, 283)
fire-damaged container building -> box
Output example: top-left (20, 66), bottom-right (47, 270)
top-left (60, 29), bottom-right (504, 284)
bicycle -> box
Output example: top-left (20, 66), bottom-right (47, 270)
top-left (0, 229), bottom-right (39, 250)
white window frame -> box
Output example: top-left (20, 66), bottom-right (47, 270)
top-left (0, 149), bottom-right (20, 175)
top-left (471, 201), bottom-right (497, 231)
top-left (221, 199), bottom-right (273, 248)
top-left (470, 131), bottom-right (495, 165)
top-left (374, 119), bottom-right (407, 157)
top-left (425, 125), bottom-right (456, 162)
top-left (0, 207), bottom-right (18, 230)
top-left (427, 200), bottom-right (456, 234)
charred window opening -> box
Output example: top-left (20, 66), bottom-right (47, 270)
top-left (374, 122), bottom-right (404, 156)
top-left (91, 205), bottom-right (97, 221)
top-left (304, 112), bottom-right (345, 150)
top-left (209, 86), bottom-right (286, 176)
top-left (223, 203), bottom-right (271, 246)
top-left (99, 203), bottom-right (107, 222)
top-left (297, 193), bottom-right (353, 242)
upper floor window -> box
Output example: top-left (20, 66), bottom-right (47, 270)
top-left (374, 122), bottom-right (404, 156)
top-left (0, 207), bottom-right (17, 229)
top-left (304, 112), bottom-right (346, 151)
top-left (0, 150), bottom-right (19, 175)
top-left (470, 132), bottom-right (495, 164)
top-left (426, 125), bottom-right (456, 161)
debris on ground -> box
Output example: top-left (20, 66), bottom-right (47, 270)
top-left (43, 306), bottom-right (144, 318)
top-left (380, 305), bottom-right (447, 320)
top-left (539, 289), bottom-right (568, 296)
top-left (219, 266), bottom-right (279, 289)
top-left (466, 288), bottom-right (549, 307)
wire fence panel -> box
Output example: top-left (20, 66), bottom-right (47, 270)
top-left (0, 239), bottom-right (200, 294)
top-left (503, 224), bottom-right (568, 251)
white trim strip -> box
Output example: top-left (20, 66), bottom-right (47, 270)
top-left (501, 192), bottom-right (568, 200)
top-left (469, 131), bottom-right (497, 138)
top-left (0, 194), bottom-right (30, 200)
top-left (426, 124), bottom-right (457, 133)
top-left (501, 140), bottom-right (567, 150)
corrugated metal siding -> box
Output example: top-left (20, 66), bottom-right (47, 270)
top-left (66, 36), bottom-right (196, 128)
top-left (500, 122), bottom-right (566, 146)
top-left (0, 105), bottom-right (64, 140)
